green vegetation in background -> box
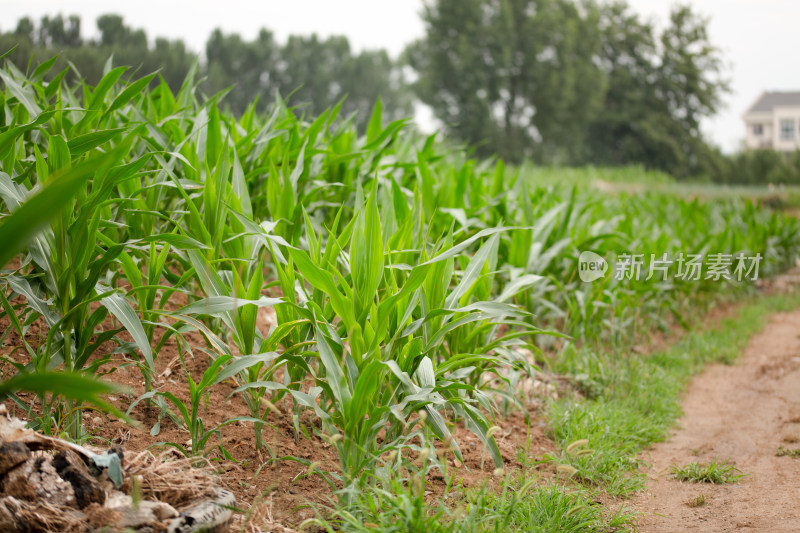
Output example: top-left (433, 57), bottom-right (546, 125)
top-left (4, 3), bottom-right (800, 184)
top-left (0, 14), bottom-right (412, 131)
top-left (407, 1), bottom-right (727, 178)
top-left (525, 165), bottom-right (675, 186)
top-left (712, 149), bottom-right (800, 186)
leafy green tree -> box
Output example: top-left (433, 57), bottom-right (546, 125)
top-left (204, 28), bottom-right (281, 113)
top-left (38, 15), bottom-right (82, 47)
top-left (14, 17), bottom-right (35, 41)
top-left (406, 0), bottom-right (606, 163)
top-left (205, 30), bottom-right (412, 129)
top-left (586, 3), bottom-right (728, 178)
top-left (97, 14), bottom-right (147, 48)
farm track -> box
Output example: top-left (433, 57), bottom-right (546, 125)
top-left (632, 305), bottom-right (800, 531)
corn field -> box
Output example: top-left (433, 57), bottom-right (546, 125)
top-left (1, 61), bottom-right (798, 529)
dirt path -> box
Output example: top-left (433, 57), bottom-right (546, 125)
top-left (632, 307), bottom-right (800, 532)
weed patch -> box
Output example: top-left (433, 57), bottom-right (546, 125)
top-left (670, 459), bottom-right (744, 484)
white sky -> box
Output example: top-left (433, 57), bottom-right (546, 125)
top-left (3, 0), bottom-right (800, 153)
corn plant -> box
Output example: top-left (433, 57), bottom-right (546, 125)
top-left (0, 144), bottom-right (132, 427)
top-left (128, 351), bottom-right (270, 456)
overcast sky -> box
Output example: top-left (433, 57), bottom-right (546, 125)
top-left (4, 0), bottom-right (800, 153)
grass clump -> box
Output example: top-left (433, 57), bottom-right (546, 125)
top-left (686, 494), bottom-right (707, 508)
top-left (776, 446), bottom-right (800, 458)
top-left (474, 480), bottom-right (635, 533)
top-left (670, 459), bottom-right (744, 484)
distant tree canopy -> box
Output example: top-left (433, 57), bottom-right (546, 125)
top-left (0, 14), bottom-right (412, 131)
top-left (204, 30), bottom-right (411, 126)
top-left (406, 0), bottom-right (730, 178)
top-left (2, 14), bottom-right (195, 91)
top-left (406, 0), bottom-right (607, 164)
top-left (4, 5), bottom-right (785, 183)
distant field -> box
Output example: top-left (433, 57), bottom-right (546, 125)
top-left (526, 164), bottom-right (800, 208)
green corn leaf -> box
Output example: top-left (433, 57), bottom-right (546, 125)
top-left (445, 233), bottom-right (499, 308)
top-left (138, 233), bottom-right (210, 250)
top-left (177, 296), bottom-right (282, 316)
top-left (496, 274), bottom-right (545, 302)
top-left (67, 128), bottom-right (125, 156)
top-left (0, 69), bottom-right (42, 116)
top-left (88, 66), bottom-right (129, 108)
top-left (413, 356), bottom-right (436, 388)
top-left (314, 325), bottom-right (352, 411)
top-left (351, 190), bottom-right (384, 320)
top-left (345, 359), bottom-right (384, 435)
top-left (97, 286), bottom-right (154, 373)
top-left (105, 73), bottom-right (157, 115)
top-left (366, 97), bottom-right (383, 144)
top-left (0, 150), bottom-right (120, 268)
top-left (459, 402), bottom-right (504, 468)
top-left (0, 371), bottom-right (131, 423)
top-left (211, 352), bottom-right (280, 387)
top-left (288, 248), bottom-right (355, 330)
top-left (0, 111), bottom-right (54, 159)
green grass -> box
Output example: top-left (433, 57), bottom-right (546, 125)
top-left (686, 493), bottom-right (707, 507)
top-left (545, 292), bottom-right (800, 497)
top-left (314, 472), bottom-right (636, 533)
top-left (463, 478), bottom-right (636, 533)
top-left (776, 446), bottom-right (800, 458)
top-left (528, 164), bottom-right (675, 186)
top-left (670, 459), bottom-right (744, 484)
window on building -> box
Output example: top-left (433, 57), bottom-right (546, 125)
top-left (753, 124), bottom-right (763, 136)
top-left (780, 119), bottom-right (796, 140)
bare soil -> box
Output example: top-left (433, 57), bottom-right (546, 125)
top-left (0, 295), bottom-right (558, 528)
top-left (632, 307), bottom-right (800, 532)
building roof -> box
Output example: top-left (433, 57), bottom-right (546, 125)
top-left (746, 91), bottom-right (800, 114)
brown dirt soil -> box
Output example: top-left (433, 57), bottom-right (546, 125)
top-left (631, 307), bottom-right (800, 532)
top-left (0, 296), bottom-right (559, 528)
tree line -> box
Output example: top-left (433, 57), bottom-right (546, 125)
top-left (1, 4), bottom-right (796, 184)
top-left (0, 14), bottom-right (413, 131)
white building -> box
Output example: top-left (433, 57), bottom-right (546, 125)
top-left (743, 91), bottom-right (800, 151)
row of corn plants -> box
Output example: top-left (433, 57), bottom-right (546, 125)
top-left (1, 56), bottom-right (798, 510)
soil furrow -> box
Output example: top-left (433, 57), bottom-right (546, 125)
top-left (633, 308), bottom-right (800, 531)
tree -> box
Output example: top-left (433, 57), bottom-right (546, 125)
top-left (205, 28), bottom-right (281, 113)
top-left (14, 18), bottom-right (34, 41)
top-left (205, 30), bottom-right (412, 129)
top-left (97, 14), bottom-right (146, 48)
top-left (586, 3), bottom-right (728, 178)
top-left (405, 0), bottom-right (606, 163)
top-left (38, 15), bottom-right (82, 48)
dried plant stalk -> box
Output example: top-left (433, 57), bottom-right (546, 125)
top-left (124, 450), bottom-right (218, 508)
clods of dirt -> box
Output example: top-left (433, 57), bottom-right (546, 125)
top-left (0, 404), bottom-right (234, 533)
